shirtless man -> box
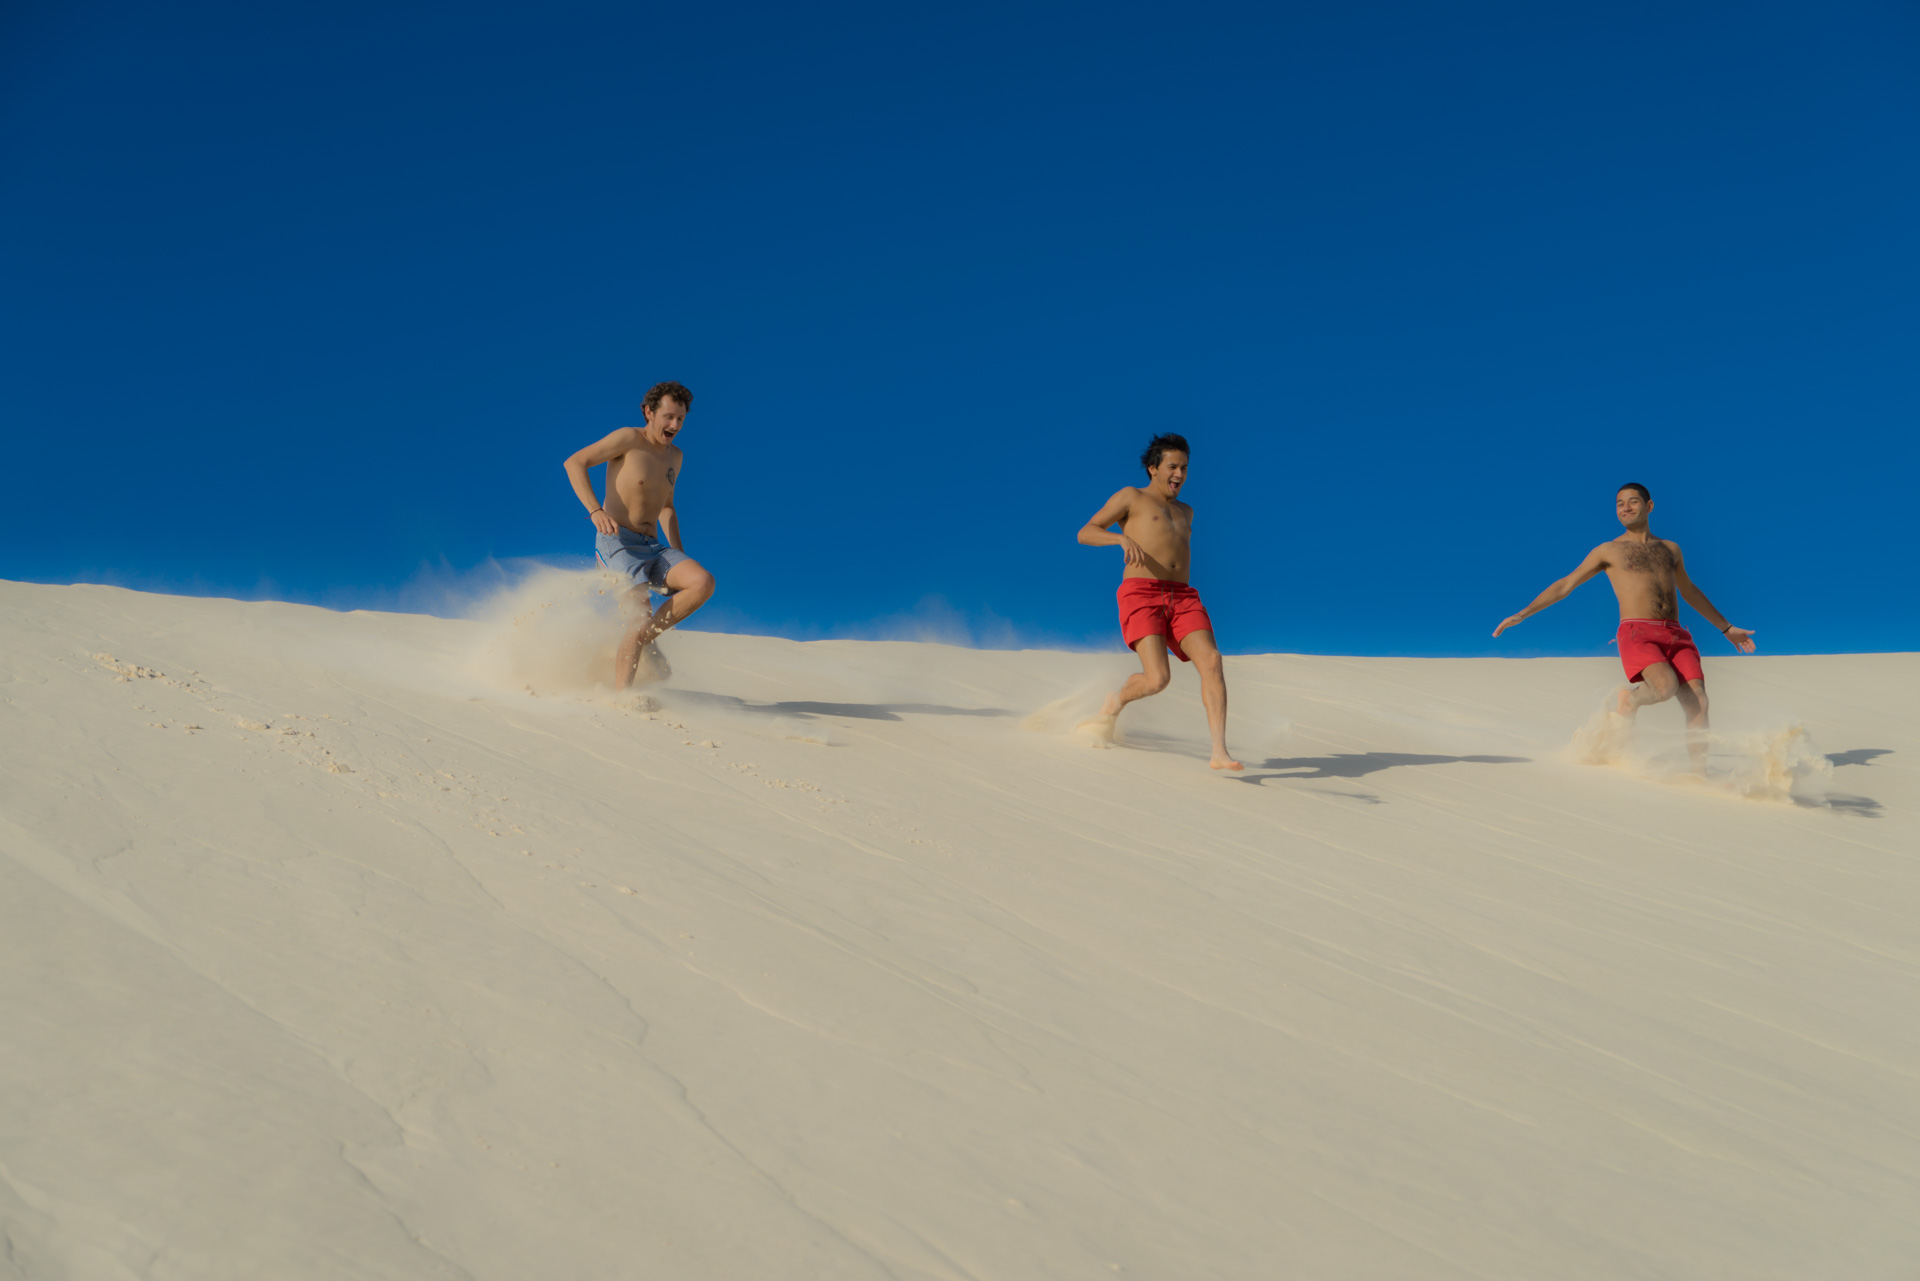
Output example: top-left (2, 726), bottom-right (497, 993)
top-left (1076, 433), bottom-right (1242, 771)
top-left (562, 381), bottom-right (718, 689)
top-left (1493, 483), bottom-right (1756, 771)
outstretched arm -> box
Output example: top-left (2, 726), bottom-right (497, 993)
top-left (1673, 545), bottom-right (1757, 652)
top-left (1493, 546), bottom-right (1610, 637)
top-left (1077, 489), bottom-right (1146, 567)
top-left (563, 428), bottom-right (641, 536)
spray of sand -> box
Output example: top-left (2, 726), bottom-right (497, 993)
top-left (1568, 700), bottom-right (1835, 805)
top-left (1023, 680), bottom-right (1123, 748)
top-left (465, 565), bottom-right (652, 700)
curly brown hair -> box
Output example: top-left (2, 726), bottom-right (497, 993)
top-left (643, 381), bottom-right (693, 414)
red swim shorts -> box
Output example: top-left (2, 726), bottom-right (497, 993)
top-left (1617, 618), bottom-right (1704, 684)
top-left (1117, 578), bottom-right (1214, 662)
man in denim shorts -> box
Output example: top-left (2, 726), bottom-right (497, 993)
top-left (562, 381), bottom-right (718, 689)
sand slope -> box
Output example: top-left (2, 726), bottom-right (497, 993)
top-left (2, 578), bottom-right (1915, 1280)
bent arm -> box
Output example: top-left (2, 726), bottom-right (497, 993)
top-left (1674, 547), bottom-right (1756, 651)
top-left (1493, 547), bottom-right (1608, 636)
top-left (1077, 490), bottom-right (1134, 548)
top-left (563, 429), bottom-right (639, 518)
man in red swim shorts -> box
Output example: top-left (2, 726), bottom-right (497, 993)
top-left (1493, 483), bottom-right (1757, 772)
top-left (1076, 434), bottom-right (1242, 770)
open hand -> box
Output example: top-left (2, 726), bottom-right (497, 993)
top-left (1118, 536), bottom-right (1146, 567)
top-left (1492, 613), bottom-right (1526, 638)
top-left (1723, 625), bottom-right (1757, 654)
top-left (589, 508), bottom-right (617, 536)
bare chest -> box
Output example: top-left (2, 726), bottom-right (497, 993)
top-left (1126, 501), bottom-right (1191, 547)
top-left (610, 449), bottom-right (677, 500)
top-left (1611, 539), bottom-right (1677, 579)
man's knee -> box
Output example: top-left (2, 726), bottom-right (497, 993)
top-left (1637, 668), bottom-right (1679, 702)
top-left (672, 567), bottom-right (716, 604)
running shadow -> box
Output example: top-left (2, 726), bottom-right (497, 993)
top-left (1252, 752), bottom-right (1531, 779)
top-left (1827, 749), bottom-right (1893, 768)
top-left (669, 690), bottom-right (1013, 722)
top-left (1819, 793), bottom-right (1883, 817)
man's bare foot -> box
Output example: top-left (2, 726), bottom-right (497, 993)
top-left (1210, 754), bottom-right (1244, 771)
top-left (1072, 714), bottom-right (1116, 748)
top-left (636, 641), bottom-right (672, 684)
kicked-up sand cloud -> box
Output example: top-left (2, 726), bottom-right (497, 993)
top-left (1, 578), bottom-right (1913, 1278)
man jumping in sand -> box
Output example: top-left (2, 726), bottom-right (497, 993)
top-left (563, 381), bottom-right (718, 690)
top-left (1076, 433), bottom-right (1242, 771)
top-left (1493, 483), bottom-right (1756, 772)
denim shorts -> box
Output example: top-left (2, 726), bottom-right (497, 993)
top-left (595, 526), bottom-right (688, 592)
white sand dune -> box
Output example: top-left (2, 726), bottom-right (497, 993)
top-left (2, 576), bottom-right (1915, 1280)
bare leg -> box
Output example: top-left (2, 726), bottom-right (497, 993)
top-left (1101, 635), bottom-right (1171, 716)
top-left (1179, 630), bottom-right (1242, 770)
top-left (614, 559), bottom-right (717, 690)
top-left (1673, 678), bottom-right (1711, 774)
top-left (1614, 661), bottom-right (1680, 719)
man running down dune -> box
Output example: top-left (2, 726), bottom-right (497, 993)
top-left (1077, 433), bottom-right (1242, 771)
top-left (1494, 483), bottom-right (1755, 773)
top-left (563, 381), bottom-right (718, 690)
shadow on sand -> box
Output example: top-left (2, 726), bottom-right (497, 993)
top-left (1247, 752), bottom-right (1532, 780)
top-left (1818, 794), bottom-right (1883, 816)
top-left (1816, 751), bottom-right (1890, 816)
top-left (670, 689), bottom-right (1014, 723)
top-left (1827, 748), bottom-right (1893, 768)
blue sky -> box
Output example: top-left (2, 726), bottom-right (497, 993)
top-left (4, 0), bottom-right (1916, 657)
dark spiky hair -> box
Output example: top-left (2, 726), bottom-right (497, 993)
top-left (1142, 433), bottom-right (1190, 473)
top-left (1618, 482), bottom-right (1651, 502)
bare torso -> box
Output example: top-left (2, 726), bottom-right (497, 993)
top-left (1119, 488), bottom-right (1193, 581)
top-left (604, 438), bottom-right (681, 537)
top-left (1599, 534), bottom-right (1683, 619)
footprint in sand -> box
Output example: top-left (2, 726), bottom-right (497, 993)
top-left (92, 653), bottom-right (164, 682)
